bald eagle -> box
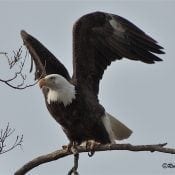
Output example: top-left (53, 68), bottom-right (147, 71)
top-left (21, 12), bottom-right (164, 145)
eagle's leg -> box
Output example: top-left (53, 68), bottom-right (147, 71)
top-left (84, 140), bottom-right (101, 157)
top-left (68, 141), bottom-right (79, 175)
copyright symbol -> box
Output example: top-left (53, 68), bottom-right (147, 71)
top-left (162, 163), bottom-right (167, 169)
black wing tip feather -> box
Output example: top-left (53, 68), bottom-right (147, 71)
top-left (21, 30), bottom-right (29, 41)
top-left (139, 49), bottom-right (164, 64)
top-left (104, 12), bottom-right (165, 63)
top-left (137, 38), bottom-right (165, 64)
top-left (20, 30), bottom-right (71, 81)
top-left (143, 56), bottom-right (163, 64)
top-left (21, 30), bottom-right (36, 46)
top-left (88, 12), bottom-right (165, 64)
top-left (21, 30), bottom-right (27, 36)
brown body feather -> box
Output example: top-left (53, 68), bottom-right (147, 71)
top-left (42, 87), bottom-right (110, 144)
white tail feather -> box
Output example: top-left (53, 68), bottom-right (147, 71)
top-left (103, 113), bottom-right (132, 143)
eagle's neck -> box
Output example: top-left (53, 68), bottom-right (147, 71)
top-left (47, 84), bottom-right (76, 107)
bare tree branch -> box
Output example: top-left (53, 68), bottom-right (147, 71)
top-left (14, 142), bottom-right (175, 175)
top-left (0, 123), bottom-right (23, 155)
top-left (0, 48), bottom-right (39, 90)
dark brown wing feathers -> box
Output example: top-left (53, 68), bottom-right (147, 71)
top-left (21, 30), bottom-right (70, 80)
top-left (21, 11), bottom-right (164, 98)
top-left (73, 12), bottom-right (164, 95)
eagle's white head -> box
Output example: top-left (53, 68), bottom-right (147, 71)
top-left (39, 74), bottom-right (76, 106)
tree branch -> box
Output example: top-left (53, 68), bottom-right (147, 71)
top-left (0, 123), bottom-right (23, 155)
top-left (14, 142), bottom-right (175, 175)
top-left (0, 48), bottom-right (39, 90)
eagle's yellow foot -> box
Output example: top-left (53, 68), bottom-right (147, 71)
top-left (63, 142), bottom-right (79, 155)
top-left (62, 144), bottom-right (70, 152)
top-left (82, 140), bottom-right (101, 157)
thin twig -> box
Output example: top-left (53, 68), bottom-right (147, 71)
top-left (0, 48), bottom-right (41, 89)
top-left (0, 123), bottom-right (23, 155)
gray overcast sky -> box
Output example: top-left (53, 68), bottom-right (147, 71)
top-left (0, 1), bottom-right (175, 175)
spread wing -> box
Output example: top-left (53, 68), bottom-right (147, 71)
top-left (21, 30), bottom-right (70, 80)
top-left (72, 12), bottom-right (165, 97)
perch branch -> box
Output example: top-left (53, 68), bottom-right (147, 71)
top-left (14, 142), bottom-right (175, 175)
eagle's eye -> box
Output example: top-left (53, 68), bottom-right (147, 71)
top-left (50, 76), bottom-right (55, 81)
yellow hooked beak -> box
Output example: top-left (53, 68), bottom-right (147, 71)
top-left (39, 78), bottom-right (47, 89)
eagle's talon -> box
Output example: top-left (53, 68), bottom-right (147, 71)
top-left (88, 151), bottom-right (95, 157)
top-left (83, 140), bottom-right (100, 157)
top-left (68, 168), bottom-right (79, 175)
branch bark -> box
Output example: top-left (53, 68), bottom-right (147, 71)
top-left (14, 142), bottom-right (175, 175)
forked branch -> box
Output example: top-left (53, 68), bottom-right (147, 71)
top-left (0, 48), bottom-right (39, 90)
top-left (0, 123), bottom-right (23, 155)
top-left (14, 142), bottom-right (175, 175)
